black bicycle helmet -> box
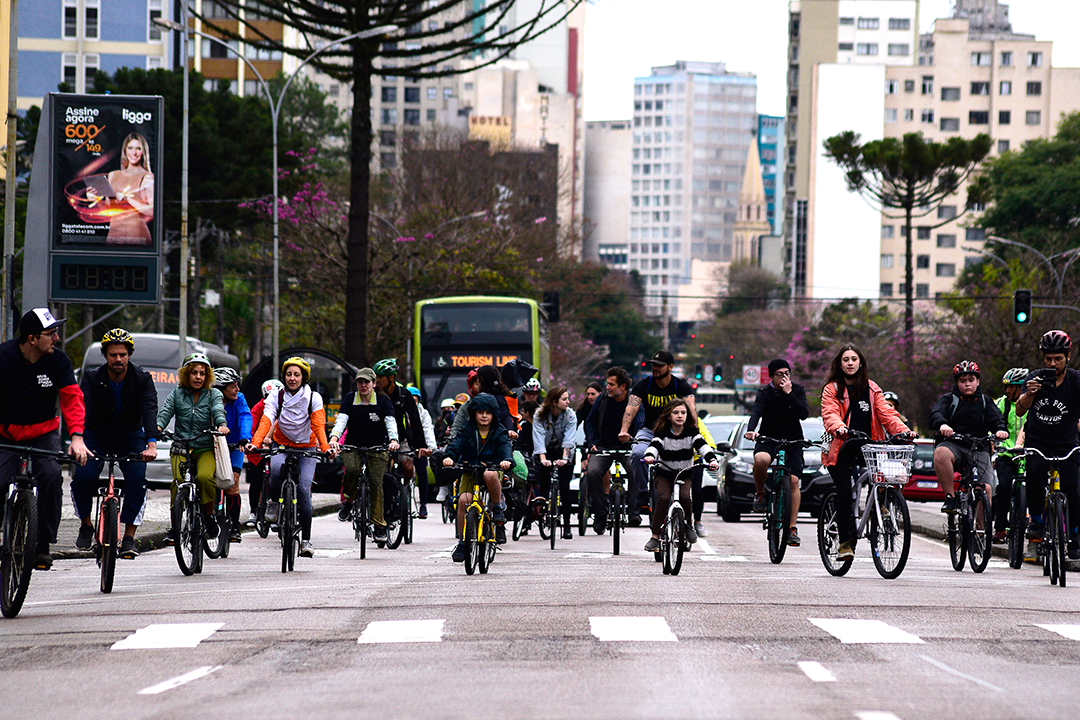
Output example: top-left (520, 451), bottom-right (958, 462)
top-left (953, 360), bottom-right (981, 378)
top-left (1039, 330), bottom-right (1072, 354)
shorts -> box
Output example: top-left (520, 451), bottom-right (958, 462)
top-left (754, 439), bottom-right (805, 477)
top-left (457, 470), bottom-right (480, 496)
top-left (937, 439), bottom-right (995, 490)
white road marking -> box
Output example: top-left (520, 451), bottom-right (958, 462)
top-left (1035, 624), bottom-right (1080, 641)
top-left (564, 552), bottom-right (613, 558)
top-left (589, 616), bottom-right (678, 642)
top-left (426, 545), bottom-right (458, 559)
top-left (137, 666), bottom-right (223, 695)
top-left (312, 548), bottom-right (353, 558)
top-left (919, 655), bottom-right (1003, 692)
top-left (700, 555), bottom-right (749, 562)
top-left (358, 619), bottom-right (445, 644)
top-left (696, 538), bottom-right (718, 555)
top-left (855, 713), bottom-right (903, 720)
top-left (797, 660), bottom-right (837, 682)
top-left (809, 619), bottom-right (924, 644)
top-left (112, 623), bottom-right (224, 650)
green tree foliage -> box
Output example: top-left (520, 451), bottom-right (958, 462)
top-left (823, 131), bottom-right (991, 339)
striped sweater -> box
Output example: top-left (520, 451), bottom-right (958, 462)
top-left (644, 427), bottom-right (717, 474)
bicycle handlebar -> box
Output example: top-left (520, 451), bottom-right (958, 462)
top-left (0, 443), bottom-right (73, 463)
top-left (842, 429), bottom-right (915, 444)
top-left (248, 445), bottom-right (329, 460)
top-left (754, 435), bottom-right (819, 449)
top-left (1022, 446), bottom-right (1080, 464)
top-left (338, 444), bottom-right (389, 454)
top-left (943, 433), bottom-right (998, 450)
top-left (158, 428), bottom-right (225, 444)
top-left (651, 461), bottom-right (712, 483)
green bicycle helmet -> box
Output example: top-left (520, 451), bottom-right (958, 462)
top-left (182, 352), bottom-right (211, 368)
top-left (1002, 367), bottom-right (1029, 385)
top-left (374, 358), bottom-right (398, 377)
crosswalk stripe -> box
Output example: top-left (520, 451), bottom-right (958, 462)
top-left (589, 616), bottom-right (677, 642)
top-left (112, 623), bottom-right (224, 650)
top-left (359, 619), bottom-right (445, 644)
top-left (797, 661), bottom-right (836, 682)
top-left (1035, 624), bottom-right (1080, 641)
top-left (855, 713), bottom-right (903, 720)
top-left (137, 666), bottom-right (223, 695)
top-left (809, 619), bottom-right (924, 644)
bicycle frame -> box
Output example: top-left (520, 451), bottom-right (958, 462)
top-left (1024, 446), bottom-right (1080, 587)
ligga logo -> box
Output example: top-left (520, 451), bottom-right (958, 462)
top-left (123, 108), bottom-right (152, 125)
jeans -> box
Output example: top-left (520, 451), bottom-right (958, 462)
top-left (0, 430), bottom-right (62, 547)
top-left (629, 428), bottom-right (654, 516)
top-left (269, 452), bottom-right (317, 540)
top-left (70, 429), bottom-right (148, 527)
top-left (651, 470), bottom-right (692, 536)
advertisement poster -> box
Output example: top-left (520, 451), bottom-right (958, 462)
top-left (52, 95), bottom-right (163, 252)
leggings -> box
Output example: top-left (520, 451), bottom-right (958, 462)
top-left (269, 453), bottom-right (317, 540)
top-left (651, 470), bottom-right (692, 536)
top-left (540, 462), bottom-right (575, 525)
top-left (692, 464), bottom-right (704, 522)
top-left (826, 446), bottom-right (861, 546)
top-left (415, 456), bottom-right (430, 507)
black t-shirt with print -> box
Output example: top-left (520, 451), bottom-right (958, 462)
top-left (1026, 368), bottom-right (1080, 447)
top-left (0, 339), bottom-right (77, 425)
top-left (846, 385), bottom-right (873, 435)
top-left (631, 375), bottom-right (694, 430)
top-left (340, 391), bottom-right (395, 446)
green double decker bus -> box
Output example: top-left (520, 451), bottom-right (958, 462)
top-left (413, 296), bottom-right (549, 413)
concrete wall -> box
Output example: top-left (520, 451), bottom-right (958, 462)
top-left (583, 120), bottom-right (631, 264)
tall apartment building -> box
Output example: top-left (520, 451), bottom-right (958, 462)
top-left (757, 114), bottom-right (785, 236)
top-left (187, 0), bottom-right (294, 96)
top-left (784, 0), bottom-right (919, 297)
top-left (583, 119), bottom-right (631, 270)
top-left (16, 0), bottom-right (172, 108)
top-left (629, 61), bottom-right (757, 319)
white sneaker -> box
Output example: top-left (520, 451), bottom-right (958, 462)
top-left (265, 501), bottom-right (280, 523)
top-left (245, 512), bottom-right (257, 528)
top-left (694, 521), bottom-right (707, 538)
top-left (299, 540), bottom-right (314, 558)
top-left (436, 486), bottom-right (449, 502)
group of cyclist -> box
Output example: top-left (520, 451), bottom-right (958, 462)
top-left (2, 304), bottom-right (1078, 578)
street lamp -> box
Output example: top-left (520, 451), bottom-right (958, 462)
top-left (154, 15), bottom-right (397, 367)
top-left (985, 235), bottom-right (1080, 303)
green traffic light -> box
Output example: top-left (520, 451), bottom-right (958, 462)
top-left (1017, 312), bottom-right (1028, 322)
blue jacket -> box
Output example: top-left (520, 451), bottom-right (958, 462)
top-left (444, 394), bottom-right (513, 467)
top-left (224, 393), bottom-right (253, 445)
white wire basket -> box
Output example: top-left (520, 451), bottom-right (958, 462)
top-left (862, 443), bottom-right (914, 485)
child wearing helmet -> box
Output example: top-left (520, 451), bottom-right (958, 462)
top-left (931, 360), bottom-right (1009, 515)
top-left (244, 379), bottom-right (284, 526)
top-left (214, 367), bottom-right (251, 542)
top-left (991, 367), bottom-right (1030, 542)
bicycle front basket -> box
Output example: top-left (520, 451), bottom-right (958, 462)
top-left (862, 444), bottom-right (913, 484)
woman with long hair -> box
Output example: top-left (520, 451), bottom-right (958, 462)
top-left (532, 385), bottom-right (578, 539)
top-left (820, 344), bottom-right (910, 560)
top-left (98, 133), bottom-right (154, 245)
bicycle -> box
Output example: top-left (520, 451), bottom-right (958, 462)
top-left (1024, 446), bottom-right (1080, 588)
top-left (649, 461), bottom-right (707, 576)
top-left (202, 442), bottom-right (247, 562)
top-left (383, 451), bottom-right (417, 550)
top-left (253, 458), bottom-right (272, 539)
top-left (449, 463), bottom-right (499, 575)
top-left (1002, 452), bottom-right (1027, 569)
top-left (0, 443), bottom-right (69, 618)
top-left (512, 471), bottom-right (547, 541)
top-left (87, 450), bottom-right (144, 594)
top-left (541, 461), bottom-right (564, 550)
top-left (576, 444), bottom-right (590, 537)
top-left (941, 434), bottom-right (995, 574)
top-left (588, 448), bottom-right (633, 556)
top-left (339, 445), bottom-right (387, 560)
top-left (756, 436), bottom-right (817, 564)
top-left (817, 431), bottom-right (914, 580)
top-left (161, 428), bottom-right (225, 577)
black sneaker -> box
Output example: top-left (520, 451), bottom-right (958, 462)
top-left (337, 502), bottom-right (353, 522)
top-left (34, 543), bottom-right (52, 570)
top-left (787, 527), bottom-right (801, 547)
top-left (496, 525), bottom-right (507, 544)
top-left (373, 524), bottom-right (387, 542)
top-left (451, 542), bottom-right (467, 562)
top-left (685, 523), bottom-right (698, 544)
top-left (593, 513), bottom-right (607, 535)
top-left (628, 513), bottom-right (642, 527)
top-left (204, 513), bottom-right (219, 539)
top-left (1027, 521), bottom-right (1044, 540)
top-left (561, 527), bottom-right (573, 540)
top-left (644, 537), bottom-right (660, 552)
top-left (230, 530), bottom-right (243, 544)
top-left (941, 494), bottom-right (959, 515)
top-left (120, 536), bottom-right (139, 559)
top-left (492, 505), bottom-right (505, 524)
top-left (76, 523), bottom-right (94, 550)
top-left (752, 492), bottom-right (767, 513)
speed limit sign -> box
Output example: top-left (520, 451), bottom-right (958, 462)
top-left (743, 365), bottom-right (760, 384)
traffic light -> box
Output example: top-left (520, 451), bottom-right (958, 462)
top-left (713, 365), bottom-right (723, 382)
top-left (694, 364), bottom-right (703, 380)
top-left (1013, 289), bottom-right (1032, 324)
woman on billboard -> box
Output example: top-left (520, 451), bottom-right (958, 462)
top-left (85, 132), bottom-right (154, 246)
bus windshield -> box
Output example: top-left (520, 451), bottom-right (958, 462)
top-left (420, 304), bottom-right (532, 346)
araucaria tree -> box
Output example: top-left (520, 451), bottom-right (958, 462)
top-left (823, 131), bottom-right (991, 339)
top-left (201, 0), bottom-right (584, 367)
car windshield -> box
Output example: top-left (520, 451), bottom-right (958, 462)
top-left (703, 419), bottom-right (742, 445)
top-left (736, 417), bottom-right (824, 450)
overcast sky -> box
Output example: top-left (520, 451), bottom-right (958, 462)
top-left (583, 0), bottom-right (1080, 121)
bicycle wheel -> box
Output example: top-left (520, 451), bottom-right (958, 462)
top-left (464, 507), bottom-right (479, 575)
top-left (611, 486), bottom-right (622, 556)
top-left (870, 487), bottom-right (910, 580)
top-left (1007, 482), bottom-right (1027, 569)
top-left (203, 498), bottom-right (229, 560)
top-left (661, 515), bottom-right (673, 575)
top-left (512, 492), bottom-right (524, 541)
top-left (578, 477), bottom-right (589, 537)
top-left (816, 493), bottom-right (852, 577)
top-left (172, 489), bottom-right (198, 576)
top-left (441, 492), bottom-right (452, 524)
top-left (255, 493), bottom-right (270, 538)
top-left (403, 479), bottom-right (414, 545)
top-left (281, 482), bottom-right (295, 574)
top-left (548, 485), bottom-right (559, 550)
top-left (99, 496), bottom-right (120, 594)
top-left (479, 513), bottom-right (492, 575)
top-left (669, 506), bottom-right (685, 576)
top-left (1, 488), bottom-right (38, 618)
top-left (767, 480), bottom-right (791, 564)
top-left (386, 479), bottom-right (406, 550)
top-left (356, 482), bottom-right (368, 560)
top-left (968, 488), bottom-right (992, 573)
top-left (1052, 494), bottom-right (1068, 587)
top-left (946, 507), bottom-right (966, 571)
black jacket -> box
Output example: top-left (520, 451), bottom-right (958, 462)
top-left (585, 392), bottom-right (643, 448)
top-left (929, 390), bottom-right (1007, 438)
top-left (81, 362), bottom-right (159, 439)
top-left (747, 383), bottom-right (809, 440)
top-left (386, 382), bottom-right (428, 449)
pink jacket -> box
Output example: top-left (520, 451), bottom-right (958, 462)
top-left (820, 379), bottom-right (910, 466)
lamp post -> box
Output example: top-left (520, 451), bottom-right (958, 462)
top-left (986, 235), bottom-right (1080, 303)
top-left (154, 17), bottom-right (396, 367)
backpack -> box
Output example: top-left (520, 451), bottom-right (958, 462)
top-left (946, 392), bottom-right (985, 422)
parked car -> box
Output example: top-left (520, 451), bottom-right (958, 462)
top-left (701, 414), bottom-right (749, 502)
top-left (899, 439), bottom-right (947, 502)
top-left (717, 417), bottom-right (830, 522)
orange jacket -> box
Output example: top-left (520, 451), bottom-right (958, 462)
top-left (820, 379), bottom-right (909, 466)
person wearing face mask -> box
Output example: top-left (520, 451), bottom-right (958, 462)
top-left (820, 344), bottom-right (911, 561)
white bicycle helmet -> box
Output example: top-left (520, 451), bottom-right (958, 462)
top-left (261, 378), bottom-right (285, 398)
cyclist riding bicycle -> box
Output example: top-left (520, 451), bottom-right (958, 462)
top-left (0, 309), bottom-right (91, 570)
top-left (408, 386), bottom-right (437, 518)
top-left (329, 367), bottom-right (398, 541)
top-left (374, 358), bottom-right (431, 497)
top-left (248, 357), bottom-right (330, 558)
top-left (157, 352), bottom-right (229, 543)
top-left (245, 379), bottom-right (283, 526)
top-left (932, 361), bottom-right (1008, 515)
top-left (992, 367), bottom-right (1029, 543)
top-left (744, 358), bottom-right (810, 547)
top-left (442, 393), bottom-right (512, 561)
top-left (532, 385), bottom-right (578, 539)
top-left (583, 367), bottom-right (643, 534)
top-left (1016, 330), bottom-right (1080, 560)
top-left (71, 328), bottom-right (158, 559)
top-left (214, 366), bottom-right (252, 542)
top-left (521, 377), bottom-right (543, 405)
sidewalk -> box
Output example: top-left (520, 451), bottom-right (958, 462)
top-left (906, 499), bottom-right (1009, 559)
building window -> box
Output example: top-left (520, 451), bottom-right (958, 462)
top-left (885, 79), bottom-right (898, 94)
top-left (404, 87), bottom-right (420, 103)
top-left (940, 117), bottom-right (960, 132)
top-left (63, 0), bottom-right (78, 39)
top-left (917, 226), bottom-right (931, 240)
top-left (839, 16), bottom-right (855, 25)
top-left (916, 255), bottom-right (930, 269)
top-left (857, 17), bottom-right (879, 29)
top-left (936, 263), bottom-right (956, 277)
top-left (938, 205), bottom-right (957, 220)
top-left (381, 87), bottom-right (397, 103)
top-left (921, 76), bottom-right (934, 95)
top-left (997, 139), bottom-right (1010, 153)
top-left (426, 87), bottom-right (437, 100)
top-left (888, 17), bottom-right (911, 30)
top-left (84, 54), bottom-right (99, 88)
top-left (888, 44), bottom-right (910, 56)
top-left (379, 130), bottom-right (396, 147)
top-left (921, 108), bottom-right (934, 124)
top-left (881, 225), bottom-right (895, 239)
top-left (147, 55), bottom-right (163, 69)
top-left (936, 234), bottom-right (956, 248)
top-left (881, 254), bottom-right (894, 268)
top-left (885, 108), bottom-right (898, 123)
top-left (916, 284), bottom-right (930, 298)
top-left (880, 283), bottom-right (893, 297)
top-left (85, 0), bottom-right (100, 39)
top-left (857, 43), bottom-right (879, 56)
top-left (381, 108), bottom-right (397, 125)
top-left (903, 108), bottom-right (914, 121)
top-left (904, 79), bottom-right (915, 93)
top-left (966, 228), bottom-right (986, 241)
top-left (998, 110), bottom-right (1011, 125)
top-left (148, 0), bottom-right (163, 41)
top-left (1001, 51), bottom-right (1013, 67)
top-left (838, 43), bottom-right (854, 52)
top-left (971, 52), bottom-right (991, 66)
top-left (1027, 81), bottom-right (1043, 96)
top-left (1028, 51), bottom-right (1043, 67)
top-left (941, 87), bottom-right (960, 101)
top-left (969, 111), bottom-right (989, 125)
top-left (999, 80), bottom-right (1012, 96)
top-left (443, 87), bottom-right (453, 99)
top-left (380, 152), bottom-right (396, 169)
top-left (1026, 110), bottom-right (1042, 125)
top-left (970, 82), bottom-right (990, 96)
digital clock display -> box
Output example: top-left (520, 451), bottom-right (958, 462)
top-left (50, 254), bottom-right (158, 303)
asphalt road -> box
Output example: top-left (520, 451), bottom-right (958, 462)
top-left (4, 502), bottom-right (1080, 720)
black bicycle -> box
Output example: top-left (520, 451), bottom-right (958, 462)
top-left (757, 436), bottom-right (817, 564)
top-left (1024, 446), bottom-right (1080, 588)
top-left (88, 450), bottom-right (144, 594)
top-left (588, 448), bottom-right (634, 556)
top-left (161, 429), bottom-right (225, 577)
top-left (339, 445), bottom-right (387, 560)
top-left (942, 434), bottom-right (995, 574)
top-left (0, 443), bottom-right (69, 618)
top-left (649, 461), bottom-right (708, 575)
top-left (253, 445), bottom-right (327, 572)
top-left (1002, 452), bottom-right (1027, 569)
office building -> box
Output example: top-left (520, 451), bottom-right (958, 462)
top-left (583, 119), bottom-right (631, 270)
